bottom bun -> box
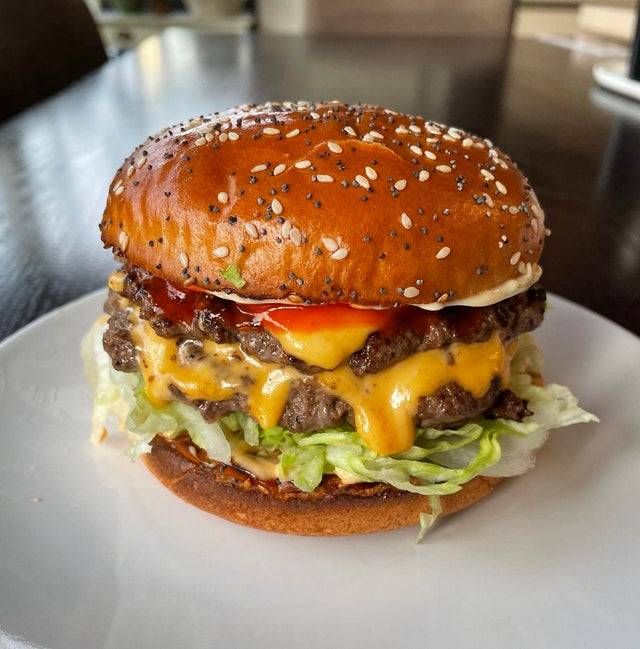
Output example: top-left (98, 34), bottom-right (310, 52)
top-left (142, 437), bottom-right (503, 536)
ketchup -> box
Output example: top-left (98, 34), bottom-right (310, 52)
top-left (140, 274), bottom-right (497, 338)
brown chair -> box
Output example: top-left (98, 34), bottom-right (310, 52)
top-left (0, 0), bottom-right (106, 122)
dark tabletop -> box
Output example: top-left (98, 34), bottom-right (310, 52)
top-left (1, 29), bottom-right (639, 340)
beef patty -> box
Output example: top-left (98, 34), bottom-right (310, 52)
top-left (112, 264), bottom-right (546, 376)
top-left (103, 304), bottom-right (530, 434)
top-left (102, 266), bottom-right (537, 434)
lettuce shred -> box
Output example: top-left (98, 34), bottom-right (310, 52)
top-left (83, 321), bottom-right (598, 495)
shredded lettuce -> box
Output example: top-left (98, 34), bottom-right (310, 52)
top-left (83, 321), bottom-right (598, 496)
top-left (417, 496), bottom-right (443, 542)
top-left (82, 321), bottom-right (231, 462)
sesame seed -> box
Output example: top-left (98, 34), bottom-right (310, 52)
top-left (355, 174), bottom-right (370, 189)
top-left (545, 227), bottom-right (552, 236)
top-left (218, 191), bottom-right (229, 204)
top-left (436, 246), bottom-right (451, 259)
top-left (228, 131), bottom-right (239, 141)
top-left (331, 247), bottom-right (348, 260)
top-left (285, 128), bottom-right (300, 138)
top-left (327, 141), bottom-right (343, 154)
top-left (418, 170), bottom-right (430, 182)
top-left (409, 144), bottom-right (423, 157)
top-left (447, 129), bottom-right (461, 140)
top-left (244, 222), bottom-right (259, 238)
top-left (136, 157), bottom-right (146, 168)
top-left (424, 151), bottom-right (437, 160)
top-left (213, 246), bottom-right (229, 258)
top-left (316, 174), bottom-right (334, 183)
top-left (281, 220), bottom-right (292, 239)
top-left (518, 261), bottom-right (527, 273)
top-left (271, 198), bottom-right (283, 215)
top-left (179, 252), bottom-right (189, 267)
top-left (531, 203), bottom-right (543, 219)
top-left (126, 165), bottom-right (135, 177)
top-left (343, 126), bottom-right (357, 137)
top-left (194, 137), bottom-right (206, 146)
top-left (294, 160), bottom-right (311, 169)
top-left (462, 137), bottom-right (473, 148)
top-left (400, 212), bottom-right (412, 229)
top-left (263, 127), bottom-right (280, 136)
top-left (395, 126), bottom-right (409, 135)
top-left (273, 163), bottom-right (286, 176)
top-left (322, 237), bottom-right (339, 252)
top-left (365, 166), bottom-right (377, 180)
top-left (495, 180), bottom-right (507, 195)
top-left (204, 132), bottom-right (214, 142)
top-left (508, 205), bottom-right (519, 215)
top-left (251, 164), bottom-right (268, 173)
top-left (369, 130), bottom-right (384, 140)
top-left (510, 252), bottom-right (521, 265)
top-left (118, 231), bottom-right (129, 251)
top-left (310, 112), bottom-right (320, 119)
top-left (484, 193), bottom-right (495, 208)
top-left (437, 293), bottom-right (449, 304)
top-left (289, 227), bottom-right (302, 246)
top-left (403, 286), bottom-right (420, 298)
top-left (436, 165), bottom-right (452, 173)
top-left (480, 169), bottom-right (495, 181)
top-left (425, 125), bottom-right (441, 135)
top-left (394, 179), bottom-right (407, 191)
top-left (219, 132), bottom-right (228, 143)
top-left (114, 185), bottom-right (125, 196)
top-left (409, 124), bottom-right (422, 134)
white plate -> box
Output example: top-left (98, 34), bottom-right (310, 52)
top-left (0, 292), bottom-right (638, 649)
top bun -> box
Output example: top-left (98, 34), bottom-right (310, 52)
top-left (100, 101), bottom-right (545, 307)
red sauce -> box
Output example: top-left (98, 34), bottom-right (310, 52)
top-left (140, 275), bottom-right (492, 338)
top-left (144, 275), bottom-right (210, 324)
top-left (236, 302), bottom-right (393, 333)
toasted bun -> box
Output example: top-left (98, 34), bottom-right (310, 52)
top-left (100, 101), bottom-right (545, 306)
top-left (142, 437), bottom-right (502, 536)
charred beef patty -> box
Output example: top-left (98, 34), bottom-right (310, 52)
top-left (102, 265), bottom-right (538, 433)
top-left (105, 306), bottom-right (530, 433)
top-left (112, 264), bottom-right (546, 376)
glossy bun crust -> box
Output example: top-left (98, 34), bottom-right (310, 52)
top-left (100, 101), bottom-right (545, 306)
top-left (143, 437), bottom-right (502, 536)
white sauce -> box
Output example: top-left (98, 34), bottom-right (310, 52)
top-left (201, 263), bottom-right (542, 311)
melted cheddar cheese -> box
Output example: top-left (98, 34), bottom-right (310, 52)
top-left (131, 320), bottom-right (296, 429)
top-left (317, 334), bottom-right (510, 455)
top-left (267, 324), bottom-right (379, 369)
top-left (130, 311), bottom-right (512, 456)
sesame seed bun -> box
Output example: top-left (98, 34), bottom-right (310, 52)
top-left (142, 436), bottom-right (502, 536)
top-left (100, 101), bottom-right (545, 306)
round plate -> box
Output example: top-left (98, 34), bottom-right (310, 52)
top-left (1, 292), bottom-right (638, 649)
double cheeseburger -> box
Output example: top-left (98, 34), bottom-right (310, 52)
top-left (84, 101), bottom-right (597, 536)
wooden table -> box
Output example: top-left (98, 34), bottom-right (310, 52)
top-left (1, 29), bottom-right (639, 339)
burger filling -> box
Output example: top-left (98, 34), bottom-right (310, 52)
top-left (83, 266), bottom-right (597, 496)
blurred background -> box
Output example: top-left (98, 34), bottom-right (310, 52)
top-left (0, 0), bottom-right (639, 339)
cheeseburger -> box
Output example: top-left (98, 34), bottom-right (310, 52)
top-left (83, 101), bottom-right (597, 536)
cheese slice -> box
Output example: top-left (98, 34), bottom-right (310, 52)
top-left (316, 333), bottom-right (511, 455)
top-left (267, 324), bottom-right (378, 369)
top-left (131, 320), bottom-right (296, 430)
